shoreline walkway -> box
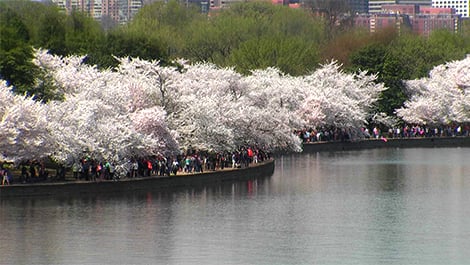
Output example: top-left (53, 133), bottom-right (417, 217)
top-left (302, 136), bottom-right (470, 153)
top-left (2, 136), bottom-right (470, 197)
top-left (0, 160), bottom-right (275, 198)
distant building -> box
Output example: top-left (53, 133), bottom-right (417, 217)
top-left (355, 4), bottom-right (461, 35)
top-left (369, 0), bottom-right (395, 13)
top-left (412, 7), bottom-right (461, 36)
top-left (396, 0), bottom-right (431, 5)
top-left (374, 0), bottom-right (470, 18)
top-left (51, 0), bottom-right (144, 23)
top-left (349, 0), bottom-right (369, 14)
top-left (369, 0), bottom-right (431, 13)
top-left (355, 12), bottom-right (410, 32)
top-left (382, 3), bottom-right (418, 13)
top-left (50, 0), bottom-right (467, 30)
top-left (432, 0), bottom-right (469, 18)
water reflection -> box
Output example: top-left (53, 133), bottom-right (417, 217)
top-left (1, 148), bottom-right (470, 265)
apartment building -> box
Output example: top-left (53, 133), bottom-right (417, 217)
top-left (355, 4), bottom-right (461, 35)
top-left (413, 6), bottom-right (461, 35)
top-left (369, 0), bottom-right (396, 13)
top-left (51, 0), bottom-right (143, 23)
top-left (432, 0), bottom-right (469, 17)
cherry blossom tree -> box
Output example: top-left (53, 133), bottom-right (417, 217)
top-left (170, 64), bottom-right (304, 152)
top-left (0, 50), bottom-right (389, 166)
top-left (0, 81), bottom-right (54, 163)
top-left (396, 56), bottom-right (470, 125)
top-left (168, 62), bottom-right (249, 151)
top-left (239, 68), bottom-right (304, 151)
top-left (297, 62), bottom-right (386, 135)
top-left (33, 50), bottom-right (179, 166)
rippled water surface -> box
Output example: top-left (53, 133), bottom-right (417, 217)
top-left (1, 147), bottom-right (470, 265)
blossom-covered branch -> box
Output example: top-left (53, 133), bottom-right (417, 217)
top-left (0, 50), bottom-right (390, 166)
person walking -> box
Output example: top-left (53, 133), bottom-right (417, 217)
top-left (72, 161), bottom-right (81, 180)
top-left (130, 159), bottom-right (138, 178)
top-left (1, 167), bottom-right (10, 186)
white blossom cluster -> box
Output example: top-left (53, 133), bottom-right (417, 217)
top-left (0, 50), bottom-right (386, 166)
top-left (397, 56), bottom-right (470, 125)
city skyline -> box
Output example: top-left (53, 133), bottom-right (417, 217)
top-left (47, 0), bottom-right (469, 27)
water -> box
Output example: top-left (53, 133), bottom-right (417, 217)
top-left (1, 147), bottom-right (470, 265)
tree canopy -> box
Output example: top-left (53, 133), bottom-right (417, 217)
top-left (0, 50), bottom-right (386, 166)
top-left (396, 56), bottom-right (470, 125)
top-left (1, 0), bottom-right (470, 131)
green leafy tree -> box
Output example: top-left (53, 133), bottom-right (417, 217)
top-left (105, 27), bottom-right (168, 63)
top-left (347, 29), bottom-right (406, 116)
top-left (184, 2), bottom-right (325, 75)
top-left (0, 4), bottom-right (36, 94)
top-left (378, 55), bottom-right (409, 116)
top-left (129, 0), bottom-right (203, 61)
top-left (349, 43), bottom-right (386, 74)
top-left (427, 29), bottom-right (470, 64)
top-left (323, 27), bottom-right (398, 67)
top-left (183, 13), bottom-right (258, 65)
top-left (302, 0), bottom-right (352, 39)
top-left (349, 30), bottom-right (469, 116)
top-left (386, 32), bottom-right (467, 82)
top-left (460, 19), bottom-right (470, 40)
top-left (0, 1), bottom-right (68, 101)
top-left (1, 0), bottom-right (48, 43)
top-left (37, 7), bottom-right (67, 55)
top-left (229, 36), bottom-right (319, 76)
top-left (349, 42), bottom-right (407, 116)
top-left (64, 11), bottom-right (105, 55)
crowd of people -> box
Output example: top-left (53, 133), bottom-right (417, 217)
top-left (1, 146), bottom-right (271, 185)
top-left (113, 146), bottom-right (270, 180)
top-left (1, 160), bottom-right (57, 185)
top-left (296, 124), bottom-right (470, 143)
top-left (3, 124), bottom-right (468, 186)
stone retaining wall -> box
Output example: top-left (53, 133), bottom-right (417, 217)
top-left (0, 160), bottom-right (275, 198)
top-left (302, 137), bottom-right (470, 153)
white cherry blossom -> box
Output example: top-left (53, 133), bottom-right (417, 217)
top-left (397, 56), bottom-right (470, 125)
top-left (0, 51), bottom-right (390, 165)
